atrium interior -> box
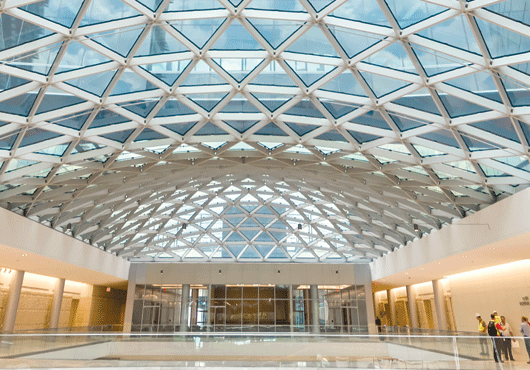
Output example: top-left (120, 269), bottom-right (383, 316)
top-left (1, 0), bottom-right (530, 368)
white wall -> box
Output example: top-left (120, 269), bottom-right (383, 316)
top-left (0, 207), bottom-right (129, 285)
top-left (370, 186), bottom-right (530, 285)
top-left (447, 260), bottom-right (530, 333)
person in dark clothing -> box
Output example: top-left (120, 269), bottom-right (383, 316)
top-left (375, 317), bottom-right (383, 341)
top-left (488, 313), bottom-right (504, 363)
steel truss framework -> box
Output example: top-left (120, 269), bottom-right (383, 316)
top-left (0, 0), bottom-right (530, 263)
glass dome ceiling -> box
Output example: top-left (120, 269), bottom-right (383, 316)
top-left (0, 0), bottom-right (530, 263)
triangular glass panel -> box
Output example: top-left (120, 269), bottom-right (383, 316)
top-left (0, 91), bottom-right (39, 116)
top-left (254, 122), bottom-right (289, 136)
top-left (412, 45), bottom-right (467, 77)
top-left (240, 246), bottom-right (261, 259)
top-left (438, 93), bottom-right (490, 117)
top-left (220, 93), bottom-right (261, 113)
top-left (365, 43), bottom-right (417, 74)
top-left (329, 1), bottom-right (390, 27)
top-left (211, 20), bottom-right (264, 51)
top-left (22, 0), bottom-right (84, 27)
top-left (476, 17), bottom-right (530, 58)
top-left (255, 245), bottom-right (274, 258)
top-left (89, 109), bottom-right (129, 129)
top-left (101, 129), bottom-right (135, 143)
top-left (162, 123), bottom-right (195, 135)
top-left (184, 249), bottom-right (204, 259)
top-left (479, 164), bottom-right (509, 177)
top-left (419, 130), bottom-right (460, 148)
top-left (51, 111), bottom-right (91, 130)
top-left (19, 128), bottom-right (61, 147)
top-left (0, 75), bottom-right (32, 93)
top-left (0, 131), bottom-right (19, 150)
top-left (134, 128), bottom-right (167, 142)
top-left (316, 129), bottom-right (348, 142)
top-left (36, 144), bottom-right (69, 156)
top-left (226, 245), bottom-right (244, 257)
top-left (308, 0), bottom-right (335, 12)
top-left (495, 156), bottom-right (530, 172)
top-left (500, 76), bottom-right (530, 107)
top-left (320, 100), bottom-right (359, 118)
top-left (90, 27), bottom-right (143, 57)
top-left (447, 161), bottom-right (476, 173)
top-left (486, 1), bottom-right (530, 26)
top-left (385, 0), bottom-right (447, 28)
top-left (66, 70), bottom-right (116, 96)
top-left (327, 25), bottom-right (384, 59)
top-left (212, 58), bottom-right (263, 82)
top-left (119, 100), bottom-right (159, 118)
top-left (359, 71), bottom-right (410, 97)
top-left (141, 60), bottom-right (191, 86)
top-left (470, 117), bottom-right (519, 142)
top-left (225, 120), bottom-right (259, 133)
top-left (80, 0), bottom-right (142, 26)
top-left (240, 229), bottom-right (260, 241)
top-left (389, 114), bottom-right (425, 131)
top-left (297, 250), bottom-right (316, 259)
top-left (445, 71), bottom-right (502, 103)
top-left (321, 71), bottom-right (367, 96)
top-left (417, 16), bottom-right (482, 55)
top-left (6, 159), bottom-right (39, 172)
top-left (354, 110), bottom-right (392, 130)
top-left (285, 246), bottom-right (300, 258)
top-left (170, 18), bottom-right (226, 49)
top-left (394, 88), bottom-right (441, 115)
top-left (136, 26), bottom-right (188, 56)
top-left (181, 60), bottom-right (228, 86)
top-left (247, 0), bottom-right (306, 12)
top-left (0, 14), bottom-right (53, 51)
top-left (228, 0), bottom-right (244, 5)
top-left (186, 93), bottom-right (228, 111)
top-left (111, 70), bottom-right (158, 96)
top-left (511, 62), bottom-right (530, 76)
top-left (195, 122), bottom-right (229, 136)
top-left (156, 99), bottom-right (195, 117)
top-left (461, 134), bottom-right (499, 151)
top-left (270, 232), bottom-right (286, 242)
top-left (348, 130), bottom-right (379, 143)
top-left (412, 145), bottom-right (446, 157)
top-left (271, 205), bottom-right (289, 215)
top-left (138, 0), bottom-right (164, 11)
top-left (248, 18), bottom-right (302, 49)
top-left (57, 42), bottom-right (112, 74)
top-left (226, 232), bottom-right (246, 243)
top-left (519, 120), bottom-right (530, 143)
top-left (286, 27), bottom-right (341, 58)
top-left (36, 88), bottom-right (85, 114)
top-left (284, 122), bottom-right (319, 136)
top-left (285, 99), bottom-right (325, 118)
top-left (251, 93), bottom-right (293, 112)
top-left (284, 60), bottom-right (336, 87)
top-left (267, 246), bottom-right (289, 259)
top-left (4, 44), bottom-right (61, 75)
top-left (251, 61), bottom-right (297, 87)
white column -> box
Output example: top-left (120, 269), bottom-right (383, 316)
top-left (49, 278), bottom-right (65, 329)
top-left (432, 279), bottom-right (447, 331)
top-left (206, 285), bottom-right (211, 332)
top-left (123, 264), bottom-right (137, 333)
top-left (364, 283), bottom-right (377, 334)
top-left (406, 285), bottom-right (418, 328)
top-left (3, 270), bottom-right (25, 332)
top-left (310, 284), bottom-right (320, 334)
top-left (387, 289), bottom-right (396, 326)
top-left (180, 284), bottom-right (190, 332)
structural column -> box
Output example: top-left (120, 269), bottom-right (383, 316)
top-left (310, 284), bottom-right (320, 334)
top-left (3, 270), bottom-right (25, 332)
top-left (180, 284), bottom-right (190, 332)
top-left (123, 264), bottom-right (138, 333)
top-left (406, 285), bottom-right (418, 328)
top-left (432, 279), bottom-right (447, 331)
top-left (49, 278), bottom-right (65, 329)
top-left (387, 289), bottom-right (396, 327)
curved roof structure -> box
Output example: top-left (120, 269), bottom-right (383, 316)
top-left (0, 0), bottom-right (529, 263)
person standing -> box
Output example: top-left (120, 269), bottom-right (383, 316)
top-left (500, 316), bottom-right (515, 361)
top-left (488, 313), bottom-right (504, 363)
top-left (520, 316), bottom-right (530, 364)
top-left (476, 314), bottom-right (489, 355)
top-left (375, 317), bottom-right (383, 341)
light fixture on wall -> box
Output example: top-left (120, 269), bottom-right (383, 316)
top-left (297, 223), bottom-right (302, 231)
top-left (66, 223), bottom-right (72, 231)
top-left (182, 223), bottom-right (187, 230)
top-left (413, 224), bottom-right (419, 232)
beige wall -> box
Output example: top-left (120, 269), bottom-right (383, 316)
top-left (448, 259), bottom-right (530, 333)
top-left (89, 286), bottom-right (127, 327)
